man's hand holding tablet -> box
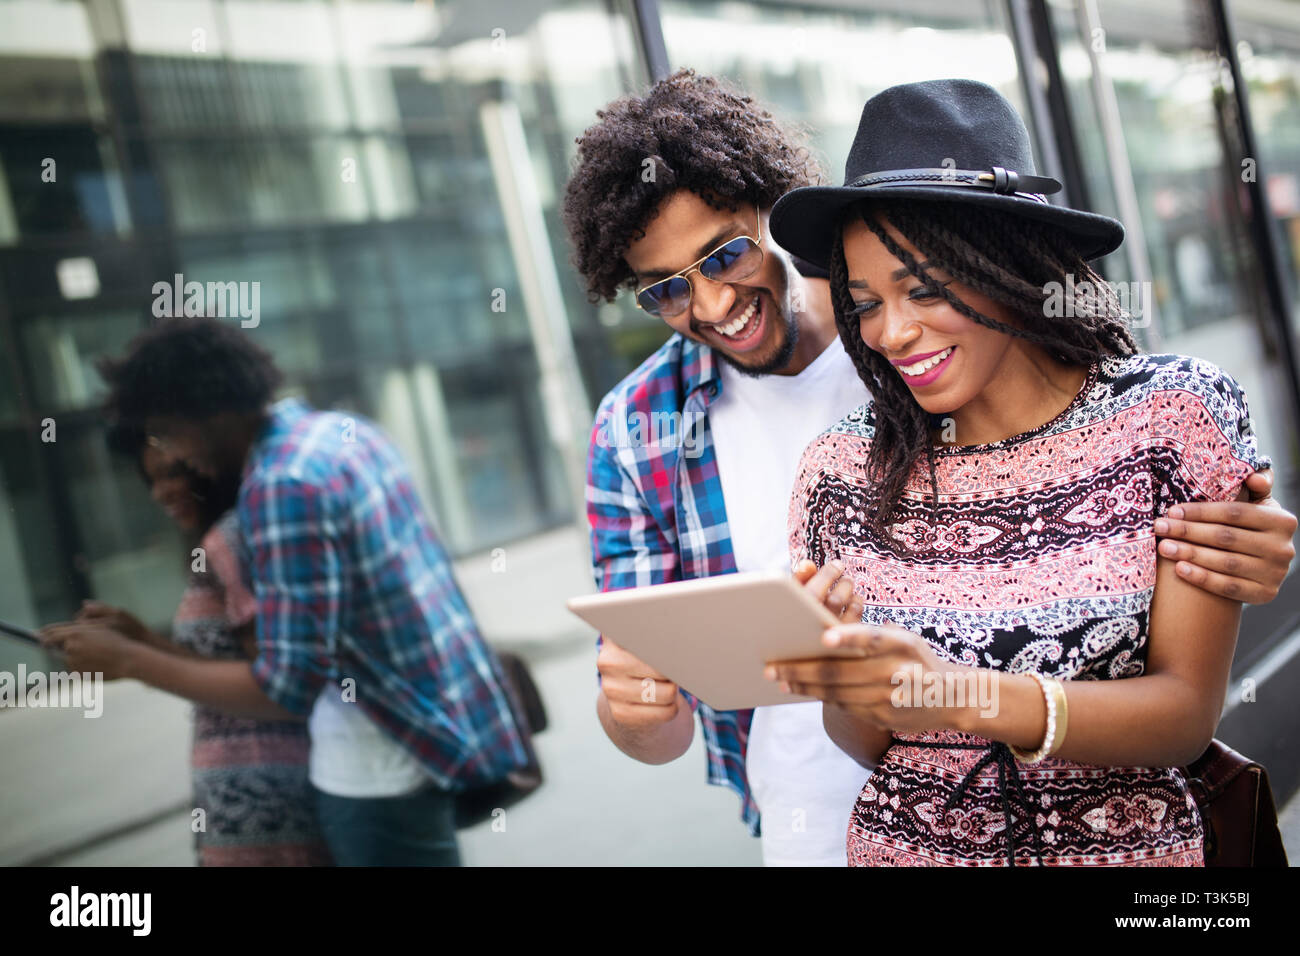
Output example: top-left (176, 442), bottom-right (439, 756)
top-left (596, 636), bottom-right (696, 764)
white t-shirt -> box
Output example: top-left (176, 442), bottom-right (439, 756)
top-left (709, 337), bottom-right (873, 866)
top-left (308, 684), bottom-right (430, 798)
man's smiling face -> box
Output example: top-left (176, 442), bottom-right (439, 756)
top-left (624, 190), bottom-right (799, 377)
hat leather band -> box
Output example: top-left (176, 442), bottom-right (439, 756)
top-left (845, 166), bottom-right (1061, 203)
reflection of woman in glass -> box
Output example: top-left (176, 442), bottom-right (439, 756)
top-left (55, 426), bottom-right (331, 866)
top-left (770, 80), bottom-right (1268, 866)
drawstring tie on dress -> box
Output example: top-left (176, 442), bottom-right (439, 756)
top-left (889, 736), bottom-right (1047, 867)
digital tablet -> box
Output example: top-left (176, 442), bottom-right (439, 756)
top-left (0, 618), bottom-right (42, 646)
top-left (566, 571), bottom-right (865, 711)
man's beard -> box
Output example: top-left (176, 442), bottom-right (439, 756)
top-left (187, 465), bottom-right (243, 526)
top-left (716, 297), bottom-right (800, 379)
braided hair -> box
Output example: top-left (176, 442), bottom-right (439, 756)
top-left (826, 199), bottom-right (1139, 530)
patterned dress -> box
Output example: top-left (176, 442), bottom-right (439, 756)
top-left (788, 353), bottom-right (1267, 866)
top-left (172, 511), bottom-right (331, 866)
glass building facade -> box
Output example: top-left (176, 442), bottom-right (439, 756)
top-left (0, 0), bottom-right (667, 648)
top-left (2, 0), bottom-right (1300, 855)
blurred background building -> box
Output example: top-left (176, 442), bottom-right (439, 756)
top-left (1, 0), bottom-right (1299, 865)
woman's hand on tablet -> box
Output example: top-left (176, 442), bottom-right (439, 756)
top-left (40, 621), bottom-right (140, 680)
top-left (793, 558), bottom-right (864, 624)
top-left (766, 623), bottom-right (980, 734)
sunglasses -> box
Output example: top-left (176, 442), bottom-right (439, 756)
top-left (634, 204), bottom-right (765, 318)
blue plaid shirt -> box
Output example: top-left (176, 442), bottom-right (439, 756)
top-left (238, 398), bottom-right (530, 791)
top-left (587, 333), bottom-right (759, 834)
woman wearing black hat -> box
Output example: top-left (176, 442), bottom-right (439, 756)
top-left (767, 79), bottom-right (1270, 866)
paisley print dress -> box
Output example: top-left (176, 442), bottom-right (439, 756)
top-left (787, 354), bottom-right (1267, 866)
top-left (173, 511), bottom-right (332, 865)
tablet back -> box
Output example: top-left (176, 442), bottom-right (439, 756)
top-left (566, 571), bottom-right (863, 711)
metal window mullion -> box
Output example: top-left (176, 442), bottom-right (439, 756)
top-left (1209, 0), bottom-right (1300, 465)
top-left (478, 96), bottom-right (593, 524)
top-left (1006, 0), bottom-right (1074, 209)
top-left (629, 0), bottom-right (671, 84)
top-left (1075, 0), bottom-right (1162, 348)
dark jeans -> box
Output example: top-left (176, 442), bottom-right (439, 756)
top-left (313, 782), bottom-right (461, 866)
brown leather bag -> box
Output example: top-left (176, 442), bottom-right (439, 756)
top-left (1181, 739), bottom-right (1289, 867)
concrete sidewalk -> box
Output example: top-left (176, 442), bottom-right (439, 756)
top-left (3, 633), bottom-right (761, 867)
top-left (5, 628), bottom-right (1297, 866)
top-left (0, 524), bottom-right (767, 866)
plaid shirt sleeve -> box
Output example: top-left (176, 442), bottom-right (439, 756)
top-left (586, 358), bottom-right (758, 835)
top-left (242, 474), bottom-right (339, 716)
top-left (588, 396), bottom-right (706, 711)
top-left (588, 393), bottom-right (679, 590)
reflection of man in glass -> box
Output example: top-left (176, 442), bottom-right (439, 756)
top-left (44, 317), bottom-right (530, 867)
top-left (563, 69), bottom-right (1298, 866)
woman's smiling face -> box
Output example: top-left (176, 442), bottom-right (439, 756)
top-left (841, 212), bottom-right (1023, 416)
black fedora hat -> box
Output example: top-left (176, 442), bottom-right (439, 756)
top-left (770, 78), bottom-right (1123, 269)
